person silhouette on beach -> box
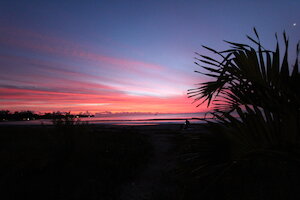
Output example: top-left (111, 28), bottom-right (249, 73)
top-left (184, 119), bottom-right (190, 129)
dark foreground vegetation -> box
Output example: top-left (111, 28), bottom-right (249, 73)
top-left (179, 29), bottom-right (300, 199)
top-left (174, 127), bottom-right (300, 200)
top-left (0, 124), bottom-right (152, 200)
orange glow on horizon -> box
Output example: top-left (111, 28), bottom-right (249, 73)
top-left (0, 86), bottom-right (209, 114)
top-left (0, 26), bottom-right (208, 114)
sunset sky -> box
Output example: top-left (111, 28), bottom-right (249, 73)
top-left (0, 0), bottom-right (299, 114)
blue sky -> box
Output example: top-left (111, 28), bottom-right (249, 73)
top-left (0, 0), bottom-right (299, 113)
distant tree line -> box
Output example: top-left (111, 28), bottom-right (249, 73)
top-left (0, 110), bottom-right (94, 121)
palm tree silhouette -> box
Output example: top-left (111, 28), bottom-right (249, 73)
top-left (183, 28), bottom-right (300, 199)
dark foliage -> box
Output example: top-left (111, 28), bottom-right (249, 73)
top-left (0, 110), bottom-right (39, 121)
top-left (0, 110), bottom-right (94, 121)
top-left (182, 29), bottom-right (300, 199)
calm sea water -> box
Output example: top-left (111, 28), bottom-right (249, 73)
top-left (0, 113), bottom-right (212, 126)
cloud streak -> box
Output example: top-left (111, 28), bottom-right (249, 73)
top-left (0, 26), bottom-right (204, 113)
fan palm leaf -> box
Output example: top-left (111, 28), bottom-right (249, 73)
top-left (182, 29), bottom-right (300, 199)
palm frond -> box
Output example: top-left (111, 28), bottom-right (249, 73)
top-left (183, 30), bottom-right (300, 198)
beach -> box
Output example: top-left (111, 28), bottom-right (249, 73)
top-left (1, 123), bottom-right (300, 200)
top-left (0, 123), bottom-right (206, 200)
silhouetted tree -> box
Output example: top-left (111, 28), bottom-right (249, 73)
top-left (0, 110), bottom-right (10, 120)
top-left (184, 29), bottom-right (300, 199)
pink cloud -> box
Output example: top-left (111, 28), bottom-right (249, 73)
top-left (0, 26), bottom-right (164, 72)
top-left (0, 54), bottom-right (196, 97)
top-left (0, 26), bottom-right (200, 86)
top-left (0, 85), bottom-right (208, 113)
top-left (0, 26), bottom-right (207, 113)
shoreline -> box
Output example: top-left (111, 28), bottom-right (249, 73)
top-left (0, 117), bottom-right (210, 126)
top-left (0, 121), bottom-right (208, 127)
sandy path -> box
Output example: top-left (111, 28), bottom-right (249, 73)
top-left (120, 126), bottom-right (180, 200)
